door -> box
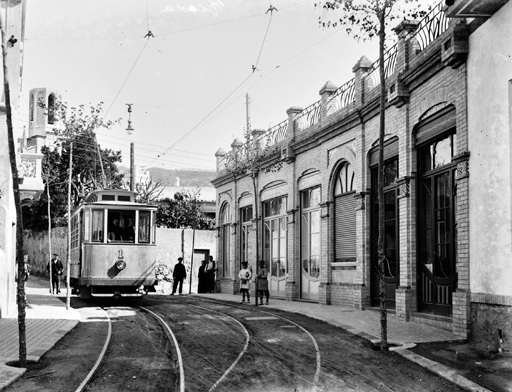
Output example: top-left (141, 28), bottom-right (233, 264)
top-left (300, 187), bottom-right (321, 301)
top-left (417, 132), bottom-right (457, 316)
top-left (262, 197), bottom-right (288, 298)
top-left (189, 249), bottom-right (209, 294)
top-left (370, 159), bottom-right (399, 308)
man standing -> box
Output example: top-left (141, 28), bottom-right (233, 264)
top-left (47, 253), bottom-right (64, 294)
top-left (171, 257), bottom-right (187, 295)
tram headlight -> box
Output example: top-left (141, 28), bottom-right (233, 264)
top-left (115, 260), bottom-right (127, 271)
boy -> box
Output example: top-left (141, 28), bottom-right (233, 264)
top-left (238, 261), bottom-right (252, 303)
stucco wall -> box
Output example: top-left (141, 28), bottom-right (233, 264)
top-left (156, 227), bottom-right (217, 293)
top-left (468, 1), bottom-right (512, 297)
top-left (23, 227), bottom-right (68, 276)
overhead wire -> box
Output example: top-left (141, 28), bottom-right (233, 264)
top-left (152, 3), bottom-right (278, 165)
top-left (24, 0), bottom-right (331, 170)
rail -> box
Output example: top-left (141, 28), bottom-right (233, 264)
top-left (409, 2), bottom-right (449, 51)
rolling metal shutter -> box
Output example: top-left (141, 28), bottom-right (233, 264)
top-left (335, 192), bottom-right (356, 262)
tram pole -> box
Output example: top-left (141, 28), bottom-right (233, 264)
top-left (66, 142), bottom-right (72, 309)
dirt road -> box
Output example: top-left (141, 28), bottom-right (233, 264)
top-left (5, 294), bottom-right (466, 392)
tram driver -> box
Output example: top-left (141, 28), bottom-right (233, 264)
top-left (108, 217), bottom-right (124, 241)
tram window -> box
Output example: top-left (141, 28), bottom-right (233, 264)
top-left (107, 210), bottom-right (136, 243)
top-left (139, 211), bottom-right (151, 243)
top-left (92, 210), bottom-right (104, 242)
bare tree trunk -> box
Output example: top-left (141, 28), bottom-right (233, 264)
top-left (377, 8), bottom-right (388, 351)
top-left (66, 143), bottom-right (72, 309)
top-left (252, 171), bottom-right (259, 307)
top-left (47, 177), bottom-right (53, 294)
top-left (0, 22), bottom-right (27, 366)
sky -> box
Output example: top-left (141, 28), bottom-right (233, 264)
top-left (20, 0), bottom-right (381, 172)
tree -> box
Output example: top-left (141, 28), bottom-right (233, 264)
top-left (1, 15), bottom-right (27, 367)
top-left (318, 0), bottom-right (433, 350)
top-left (22, 103), bottom-right (124, 231)
top-left (156, 190), bottom-right (214, 230)
top-left (224, 129), bottom-right (282, 306)
top-left (135, 177), bottom-right (164, 204)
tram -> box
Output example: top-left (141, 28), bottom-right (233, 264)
top-left (69, 189), bottom-right (157, 298)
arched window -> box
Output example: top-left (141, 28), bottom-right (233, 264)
top-left (48, 94), bottom-right (55, 124)
top-left (301, 187), bottom-right (321, 279)
top-left (333, 162), bottom-right (356, 262)
top-left (263, 196), bottom-right (287, 279)
top-left (219, 203), bottom-right (231, 278)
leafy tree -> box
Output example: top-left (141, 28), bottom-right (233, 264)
top-left (22, 103), bottom-right (124, 231)
top-left (156, 190), bottom-right (214, 230)
top-left (317, 0), bottom-right (433, 350)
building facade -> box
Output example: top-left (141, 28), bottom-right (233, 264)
top-left (212, 0), bottom-right (511, 341)
top-left (450, 0), bottom-right (512, 342)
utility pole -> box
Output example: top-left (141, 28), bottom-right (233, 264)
top-left (245, 93), bottom-right (259, 307)
top-left (246, 93), bottom-right (251, 132)
top-left (126, 104), bottom-right (135, 192)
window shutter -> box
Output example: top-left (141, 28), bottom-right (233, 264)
top-left (335, 193), bottom-right (356, 262)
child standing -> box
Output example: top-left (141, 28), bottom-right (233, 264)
top-left (238, 261), bottom-right (252, 303)
top-left (256, 260), bottom-right (269, 305)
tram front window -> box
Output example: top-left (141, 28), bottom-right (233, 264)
top-left (107, 210), bottom-right (136, 243)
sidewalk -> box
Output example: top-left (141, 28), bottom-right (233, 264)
top-left (0, 288), bottom-right (507, 392)
top-left (0, 288), bottom-right (79, 391)
top-left (201, 292), bottom-right (505, 392)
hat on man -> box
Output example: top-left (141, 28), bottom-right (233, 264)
top-left (178, 257), bottom-right (183, 261)
top-left (242, 261), bottom-right (248, 265)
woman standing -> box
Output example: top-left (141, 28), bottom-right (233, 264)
top-left (256, 260), bottom-right (269, 305)
top-left (198, 259), bottom-right (207, 293)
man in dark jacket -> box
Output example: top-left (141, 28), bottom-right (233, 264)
top-left (47, 253), bottom-right (64, 294)
top-left (171, 257), bottom-right (187, 295)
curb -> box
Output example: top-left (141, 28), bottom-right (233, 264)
top-left (0, 364), bottom-right (26, 391)
top-left (393, 348), bottom-right (492, 392)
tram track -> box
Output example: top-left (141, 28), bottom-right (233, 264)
top-left (74, 303), bottom-right (178, 392)
top-left (74, 306), bottom-right (112, 392)
top-left (4, 294), bottom-right (467, 392)
top-left (144, 296), bottom-right (322, 392)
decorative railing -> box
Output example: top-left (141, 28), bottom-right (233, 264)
top-left (296, 99), bottom-right (322, 132)
top-left (331, 77), bottom-right (356, 111)
top-left (410, 2), bottom-right (449, 51)
top-left (266, 118), bottom-right (289, 146)
top-left (366, 42), bottom-right (399, 89)
top-left (223, 0), bottom-right (450, 162)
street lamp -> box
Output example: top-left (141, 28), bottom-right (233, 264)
top-left (126, 104), bottom-right (135, 192)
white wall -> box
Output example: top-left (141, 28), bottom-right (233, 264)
top-left (468, 1), bottom-right (512, 296)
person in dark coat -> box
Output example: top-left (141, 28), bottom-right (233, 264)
top-left (47, 253), bottom-right (64, 294)
top-left (197, 259), bottom-right (207, 293)
top-left (205, 255), bottom-right (216, 293)
top-left (171, 257), bottom-right (187, 295)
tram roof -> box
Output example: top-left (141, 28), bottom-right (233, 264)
top-left (79, 189), bottom-right (156, 209)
